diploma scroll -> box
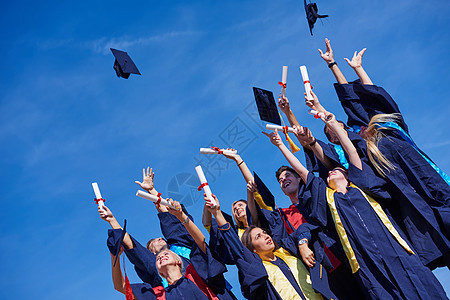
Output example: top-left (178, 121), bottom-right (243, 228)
top-left (135, 190), bottom-right (177, 209)
top-left (92, 182), bottom-right (105, 211)
top-left (300, 66), bottom-right (313, 101)
top-left (266, 124), bottom-right (295, 133)
top-left (200, 148), bottom-right (237, 155)
top-left (308, 109), bottom-right (327, 120)
top-left (195, 165), bottom-right (216, 207)
top-left (280, 66), bottom-right (288, 98)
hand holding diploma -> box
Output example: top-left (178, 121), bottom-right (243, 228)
top-left (308, 109), bottom-right (329, 120)
top-left (266, 124), bottom-right (294, 133)
top-left (300, 65), bottom-right (313, 101)
top-left (135, 190), bottom-right (177, 210)
top-left (92, 182), bottom-right (105, 211)
top-left (278, 66), bottom-right (288, 98)
top-left (200, 147), bottom-right (237, 155)
top-left (195, 165), bottom-right (216, 207)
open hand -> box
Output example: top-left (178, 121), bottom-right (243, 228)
top-left (344, 48), bottom-right (366, 69)
top-left (135, 167), bottom-right (155, 192)
top-left (318, 38), bottom-right (334, 64)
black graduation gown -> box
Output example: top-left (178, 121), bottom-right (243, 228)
top-left (300, 172), bottom-right (448, 300)
top-left (107, 229), bottom-right (234, 300)
top-left (257, 208), bottom-right (338, 300)
top-left (334, 81), bottom-right (450, 268)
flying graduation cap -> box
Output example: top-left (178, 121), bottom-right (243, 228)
top-left (110, 48), bottom-right (141, 79)
top-left (304, 0), bottom-right (328, 36)
top-left (253, 87), bottom-right (281, 125)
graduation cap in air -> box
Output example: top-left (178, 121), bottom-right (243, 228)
top-left (110, 48), bottom-right (141, 79)
top-left (107, 219), bottom-right (127, 267)
top-left (253, 87), bottom-right (281, 125)
top-left (304, 0), bottom-right (328, 36)
top-left (254, 172), bottom-right (276, 209)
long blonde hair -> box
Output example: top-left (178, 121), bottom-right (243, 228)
top-left (365, 113), bottom-right (401, 177)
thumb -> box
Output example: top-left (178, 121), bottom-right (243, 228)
top-left (344, 58), bottom-right (350, 65)
top-left (318, 49), bottom-right (323, 55)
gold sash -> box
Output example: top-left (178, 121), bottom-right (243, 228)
top-left (262, 248), bottom-right (323, 300)
top-left (326, 184), bottom-right (414, 273)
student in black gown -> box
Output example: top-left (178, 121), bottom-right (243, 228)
top-left (263, 112), bottom-right (448, 299)
top-left (100, 200), bottom-right (235, 300)
top-left (312, 39), bottom-right (450, 269)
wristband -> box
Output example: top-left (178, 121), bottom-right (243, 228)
top-left (328, 61), bottom-right (337, 68)
top-left (308, 138), bottom-right (317, 147)
top-left (237, 160), bottom-right (244, 166)
top-left (181, 217), bottom-right (190, 225)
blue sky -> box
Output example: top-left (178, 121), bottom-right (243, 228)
top-left (1, 0), bottom-right (449, 299)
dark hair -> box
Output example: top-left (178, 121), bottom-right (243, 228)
top-left (276, 166), bottom-right (300, 182)
top-left (240, 225), bottom-right (278, 253)
top-left (323, 120), bottom-right (349, 142)
top-left (240, 225), bottom-right (258, 252)
top-left (232, 199), bottom-right (247, 229)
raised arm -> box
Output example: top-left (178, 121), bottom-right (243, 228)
top-left (135, 167), bottom-right (168, 213)
top-left (344, 48), bottom-right (373, 85)
top-left (246, 180), bottom-right (260, 227)
top-left (220, 149), bottom-right (254, 183)
top-left (262, 129), bottom-right (309, 183)
top-left (322, 113), bottom-right (362, 170)
top-left (110, 250), bottom-right (136, 299)
top-left (99, 205), bottom-right (134, 250)
top-left (291, 122), bottom-right (334, 171)
top-left (278, 95), bottom-right (300, 127)
top-left (167, 199), bottom-right (206, 253)
top-left (319, 38), bottom-right (348, 84)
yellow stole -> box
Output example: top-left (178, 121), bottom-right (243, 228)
top-left (326, 184), bottom-right (415, 273)
top-left (262, 248), bottom-right (323, 300)
top-left (254, 191), bottom-right (273, 211)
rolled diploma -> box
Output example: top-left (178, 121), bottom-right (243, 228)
top-left (195, 165), bottom-right (216, 206)
top-left (200, 148), bottom-right (237, 155)
top-left (308, 109), bottom-right (326, 119)
top-left (92, 182), bottom-right (104, 210)
top-left (281, 66), bottom-right (288, 97)
top-left (266, 124), bottom-right (295, 133)
top-left (135, 190), bottom-right (176, 209)
top-left (300, 66), bottom-right (313, 100)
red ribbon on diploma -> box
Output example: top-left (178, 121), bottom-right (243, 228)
top-left (303, 80), bottom-right (313, 89)
top-left (94, 198), bottom-right (105, 205)
top-left (278, 81), bottom-right (287, 88)
top-left (211, 147), bottom-right (223, 154)
top-left (198, 182), bottom-right (209, 191)
top-left (156, 193), bottom-right (162, 205)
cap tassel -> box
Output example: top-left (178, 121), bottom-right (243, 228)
top-left (283, 126), bottom-right (300, 153)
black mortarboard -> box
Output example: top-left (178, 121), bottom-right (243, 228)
top-left (253, 87), bottom-right (281, 125)
top-left (304, 0), bottom-right (328, 36)
top-left (107, 219), bottom-right (127, 267)
top-left (253, 172), bottom-right (276, 209)
top-left (110, 48), bottom-right (141, 79)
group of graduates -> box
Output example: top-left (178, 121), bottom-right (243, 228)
top-left (98, 39), bottom-right (450, 300)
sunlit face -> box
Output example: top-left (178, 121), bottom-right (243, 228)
top-left (148, 237), bottom-right (167, 254)
top-left (250, 227), bottom-right (275, 253)
top-left (278, 170), bottom-right (301, 196)
top-left (232, 201), bottom-right (247, 221)
top-left (155, 250), bottom-right (181, 271)
top-left (327, 167), bottom-right (349, 188)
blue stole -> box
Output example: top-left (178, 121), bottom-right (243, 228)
top-left (376, 122), bottom-right (450, 186)
top-left (333, 144), bottom-right (349, 169)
